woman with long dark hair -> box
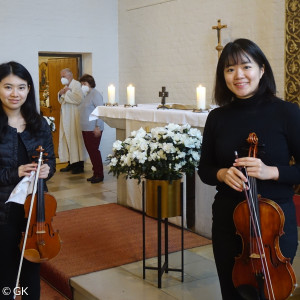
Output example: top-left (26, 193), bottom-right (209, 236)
top-left (198, 39), bottom-right (299, 299)
top-left (0, 61), bottom-right (55, 299)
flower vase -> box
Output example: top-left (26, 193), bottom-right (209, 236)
top-left (145, 179), bottom-right (181, 218)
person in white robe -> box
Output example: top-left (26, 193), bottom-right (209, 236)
top-left (58, 68), bottom-right (86, 173)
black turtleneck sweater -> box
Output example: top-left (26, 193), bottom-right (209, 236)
top-left (198, 94), bottom-right (300, 204)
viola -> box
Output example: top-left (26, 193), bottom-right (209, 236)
top-left (19, 146), bottom-right (61, 263)
top-left (232, 133), bottom-right (297, 300)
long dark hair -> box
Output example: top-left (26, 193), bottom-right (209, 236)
top-left (0, 61), bottom-right (42, 138)
top-left (214, 38), bottom-right (276, 106)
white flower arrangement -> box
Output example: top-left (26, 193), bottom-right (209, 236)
top-left (107, 123), bottom-right (202, 183)
top-left (43, 116), bottom-right (56, 132)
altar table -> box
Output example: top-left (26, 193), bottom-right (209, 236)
top-left (90, 104), bottom-right (216, 238)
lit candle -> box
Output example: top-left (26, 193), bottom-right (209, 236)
top-left (108, 84), bottom-right (115, 104)
top-left (196, 85), bottom-right (206, 110)
top-left (127, 84), bottom-right (135, 105)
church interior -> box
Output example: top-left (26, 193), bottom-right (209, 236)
top-left (44, 163), bottom-right (221, 299)
top-left (2, 0), bottom-right (300, 299)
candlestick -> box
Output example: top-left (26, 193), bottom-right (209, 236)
top-left (127, 84), bottom-right (135, 105)
top-left (108, 84), bottom-right (116, 104)
top-left (196, 85), bottom-right (206, 110)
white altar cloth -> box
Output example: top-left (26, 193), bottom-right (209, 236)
top-left (91, 104), bottom-right (216, 238)
top-left (90, 104), bottom-right (208, 134)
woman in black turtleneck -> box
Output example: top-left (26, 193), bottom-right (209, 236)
top-left (198, 38), bottom-right (300, 300)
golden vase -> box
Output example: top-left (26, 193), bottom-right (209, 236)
top-left (145, 179), bottom-right (181, 218)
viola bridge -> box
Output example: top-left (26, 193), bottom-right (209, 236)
top-left (36, 230), bottom-right (46, 234)
top-left (249, 253), bottom-right (265, 259)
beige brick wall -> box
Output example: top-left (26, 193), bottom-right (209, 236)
top-left (119, 0), bottom-right (285, 106)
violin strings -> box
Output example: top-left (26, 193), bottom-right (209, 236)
top-left (234, 150), bottom-right (275, 299)
top-left (244, 171), bottom-right (275, 299)
top-left (37, 153), bottom-right (44, 247)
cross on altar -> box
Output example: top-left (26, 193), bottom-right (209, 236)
top-left (157, 86), bottom-right (169, 109)
top-left (212, 19), bottom-right (227, 59)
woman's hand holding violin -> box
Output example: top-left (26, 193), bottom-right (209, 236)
top-left (217, 167), bottom-right (247, 192)
top-left (38, 164), bottom-right (50, 179)
top-left (217, 157), bottom-right (279, 192)
top-left (18, 163), bottom-right (50, 179)
top-left (18, 163), bottom-right (37, 177)
top-left (234, 157), bottom-right (279, 181)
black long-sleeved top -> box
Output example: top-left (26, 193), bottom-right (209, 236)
top-left (198, 94), bottom-right (300, 204)
top-left (0, 118), bottom-right (56, 223)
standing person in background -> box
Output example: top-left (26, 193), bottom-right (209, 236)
top-left (79, 74), bottom-right (104, 183)
top-left (58, 68), bottom-right (85, 174)
top-left (0, 61), bottom-right (56, 299)
top-left (198, 38), bottom-right (299, 299)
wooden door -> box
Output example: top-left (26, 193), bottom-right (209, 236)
top-left (40, 58), bottom-right (79, 157)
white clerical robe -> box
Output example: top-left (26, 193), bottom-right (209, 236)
top-left (58, 79), bottom-right (86, 164)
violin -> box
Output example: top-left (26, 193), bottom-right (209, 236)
top-left (19, 146), bottom-right (61, 263)
top-left (232, 133), bottom-right (297, 300)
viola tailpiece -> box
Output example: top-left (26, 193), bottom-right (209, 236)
top-left (232, 133), bottom-right (297, 300)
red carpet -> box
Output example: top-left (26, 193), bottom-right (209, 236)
top-left (294, 194), bottom-right (300, 226)
top-left (40, 203), bottom-right (211, 299)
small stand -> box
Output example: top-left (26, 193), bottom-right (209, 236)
top-left (104, 102), bottom-right (118, 106)
top-left (157, 87), bottom-right (169, 110)
top-left (157, 104), bottom-right (170, 109)
top-left (124, 104), bottom-right (138, 108)
top-left (142, 181), bottom-right (184, 288)
top-left (105, 102), bottom-right (118, 106)
top-left (192, 108), bottom-right (208, 113)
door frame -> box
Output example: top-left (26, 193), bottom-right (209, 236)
top-left (39, 53), bottom-right (82, 75)
top-left (38, 53), bottom-right (83, 158)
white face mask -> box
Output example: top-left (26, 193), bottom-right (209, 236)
top-left (81, 85), bottom-right (90, 94)
top-left (61, 77), bottom-right (69, 85)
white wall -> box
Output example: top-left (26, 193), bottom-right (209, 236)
top-left (118, 0), bottom-right (285, 107)
top-left (0, 0), bottom-right (286, 161)
top-left (0, 0), bottom-right (118, 161)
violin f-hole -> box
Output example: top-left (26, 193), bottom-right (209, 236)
top-left (265, 244), bottom-right (279, 268)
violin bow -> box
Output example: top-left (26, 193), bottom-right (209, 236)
top-left (234, 150), bottom-right (275, 299)
top-left (14, 148), bottom-right (44, 299)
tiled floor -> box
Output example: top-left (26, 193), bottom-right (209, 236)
top-left (48, 162), bottom-right (300, 300)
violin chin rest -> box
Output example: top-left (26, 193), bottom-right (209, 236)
top-left (24, 249), bottom-right (41, 263)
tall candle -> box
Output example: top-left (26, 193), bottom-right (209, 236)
top-left (127, 84), bottom-right (135, 105)
top-left (108, 84), bottom-right (115, 104)
top-left (196, 85), bottom-right (206, 110)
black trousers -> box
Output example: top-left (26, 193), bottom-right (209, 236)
top-left (212, 194), bottom-right (298, 300)
top-left (0, 204), bottom-right (40, 300)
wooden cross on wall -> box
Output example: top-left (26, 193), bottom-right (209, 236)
top-left (157, 86), bottom-right (169, 109)
top-left (212, 19), bottom-right (227, 59)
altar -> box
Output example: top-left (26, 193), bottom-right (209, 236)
top-left (90, 104), bottom-right (216, 238)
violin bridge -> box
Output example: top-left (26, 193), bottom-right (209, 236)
top-left (249, 253), bottom-right (265, 259)
top-left (36, 230), bottom-right (46, 234)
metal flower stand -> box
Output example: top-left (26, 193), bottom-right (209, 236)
top-left (142, 181), bottom-right (184, 288)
